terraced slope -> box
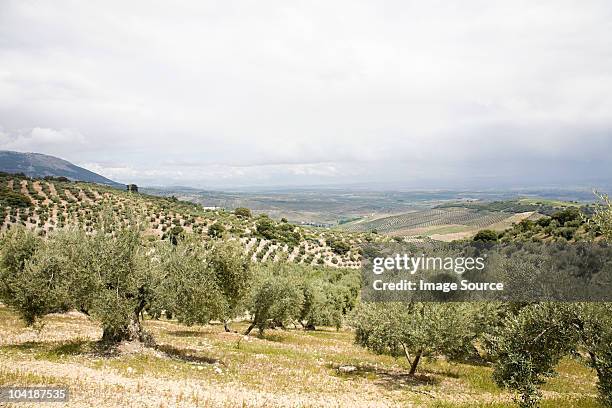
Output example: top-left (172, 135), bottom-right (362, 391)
top-left (0, 174), bottom-right (386, 269)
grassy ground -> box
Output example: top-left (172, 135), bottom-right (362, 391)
top-left (0, 305), bottom-right (603, 408)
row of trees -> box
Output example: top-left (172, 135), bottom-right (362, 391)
top-left (0, 226), bottom-right (163, 343)
top-left (352, 302), bottom-right (497, 374)
top-left (352, 193), bottom-right (612, 407)
top-left (245, 263), bottom-right (359, 335)
top-left (0, 187), bottom-right (32, 208)
top-left (352, 299), bottom-right (612, 406)
top-left (0, 223), bottom-right (360, 344)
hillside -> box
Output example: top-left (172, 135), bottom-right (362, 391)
top-left (2, 171), bottom-right (595, 256)
top-left (0, 173), bottom-right (383, 269)
top-left (337, 207), bottom-right (537, 241)
top-left (0, 150), bottom-right (124, 188)
top-left (336, 198), bottom-right (594, 242)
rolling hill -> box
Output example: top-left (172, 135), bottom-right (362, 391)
top-left (0, 172), bottom-right (381, 269)
top-left (0, 150), bottom-right (124, 188)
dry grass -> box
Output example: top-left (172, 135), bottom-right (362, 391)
top-left (0, 305), bottom-right (603, 408)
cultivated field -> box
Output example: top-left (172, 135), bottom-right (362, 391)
top-left (146, 188), bottom-right (594, 228)
top-left (338, 208), bottom-right (536, 241)
top-left (3, 173), bottom-right (584, 249)
top-left (0, 304), bottom-right (603, 408)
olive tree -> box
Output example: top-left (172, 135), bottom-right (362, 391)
top-left (297, 268), bottom-right (360, 330)
top-left (234, 207), bottom-right (252, 218)
top-left (244, 264), bottom-right (304, 335)
top-left (243, 264), bottom-right (360, 335)
top-left (298, 279), bottom-right (342, 330)
top-left (84, 227), bottom-right (159, 343)
top-left (157, 239), bottom-right (226, 326)
top-left (351, 302), bottom-right (480, 375)
top-left (156, 239), bottom-right (253, 331)
top-left (0, 226), bottom-right (160, 344)
top-left (208, 241), bottom-right (253, 331)
top-left (488, 193), bottom-right (612, 407)
top-left (489, 303), bottom-right (612, 407)
top-left (162, 225), bottom-right (185, 245)
top-left (488, 303), bottom-right (579, 407)
top-left (581, 304), bottom-right (612, 407)
top-left (473, 229), bottom-right (499, 243)
top-left (207, 222), bottom-right (225, 238)
top-left (0, 227), bottom-right (52, 325)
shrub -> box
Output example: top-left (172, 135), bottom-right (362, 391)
top-left (207, 222), bottom-right (225, 238)
top-left (234, 207), bottom-right (252, 218)
top-left (551, 207), bottom-right (581, 225)
top-left (256, 215), bottom-right (301, 246)
top-left (255, 216), bottom-right (276, 240)
top-left (0, 188), bottom-right (32, 208)
top-left (473, 229), bottom-right (499, 243)
top-left (327, 238), bottom-right (350, 255)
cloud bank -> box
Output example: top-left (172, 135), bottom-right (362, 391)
top-left (1, 0), bottom-right (611, 188)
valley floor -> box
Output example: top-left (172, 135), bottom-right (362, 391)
top-left (0, 305), bottom-right (603, 408)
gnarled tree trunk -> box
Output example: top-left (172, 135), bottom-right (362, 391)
top-left (101, 307), bottom-right (153, 345)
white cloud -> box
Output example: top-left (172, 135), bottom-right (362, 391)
top-left (79, 160), bottom-right (345, 187)
top-left (0, 127), bottom-right (86, 156)
top-left (0, 0), bottom-right (611, 188)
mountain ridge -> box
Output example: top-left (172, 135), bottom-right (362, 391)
top-left (0, 150), bottom-right (124, 188)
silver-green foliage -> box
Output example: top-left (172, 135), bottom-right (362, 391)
top-left (245, 265), bottom-right (304, 335)
top-left (488, 303), bottom-right (612, 407)
top-left (488, 193), bottom-right (612, 407)
top-left (244, 264), bottom-right (360, 335)
top-left (351, 302), bottom-right (481, 375)
top-left (0, 227), bottom-right (54, 325)
top-left (0, 225), bottom-right (158, 343)
top-left (157, 239), bottom-right (252, 329)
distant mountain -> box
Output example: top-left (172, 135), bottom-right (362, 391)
top-left (0, 150), bottom-right (124, 188)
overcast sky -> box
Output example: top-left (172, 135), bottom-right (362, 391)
top-left (1, 0), bottom-right (611, 189)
